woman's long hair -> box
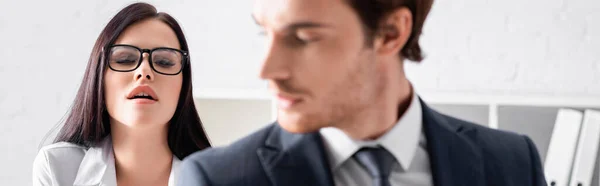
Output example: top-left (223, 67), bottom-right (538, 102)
top-left (53, 2), bottom-right (211, 159)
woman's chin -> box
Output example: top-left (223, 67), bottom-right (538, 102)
top-left (118, 117), bottom-right (169, 128)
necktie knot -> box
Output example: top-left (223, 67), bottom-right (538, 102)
top-left (353, 147), bottom-right (397, 186)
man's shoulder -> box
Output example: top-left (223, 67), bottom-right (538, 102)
top-left (186, 123), bottom-right (276, 162)
top-left (440, 113), bottom-right (537, 161)
top-left (437, 112), bottom-right (546, 184)
top-left (443, 114), bottom-right (531, 148)
top-left (180, 123), bottom-right (277, 185)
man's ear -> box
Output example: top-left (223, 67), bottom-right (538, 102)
top-left (373, 7), bottom-right (413, 57)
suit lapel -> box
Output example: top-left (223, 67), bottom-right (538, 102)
top-left (257, 124), bottom-right (334, 186)
top-left (421, 100), bottom-right (485, 186)
top-left (73, 137), bottom-right (117, 186)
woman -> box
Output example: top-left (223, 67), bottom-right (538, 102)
top-left (32, 3), bottom-right (211, 186)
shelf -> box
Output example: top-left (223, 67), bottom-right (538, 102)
top-left (420, 92), bottom-right (600, 108)
top-left (194, 88), bottom-right (600, 108)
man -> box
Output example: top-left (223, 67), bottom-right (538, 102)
top-left (179, 0), bottom-right (547, 185)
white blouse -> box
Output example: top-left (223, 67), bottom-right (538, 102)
top-left (32, 137), bottom-right (180, 186)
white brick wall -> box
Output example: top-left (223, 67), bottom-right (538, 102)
top-left (0, 0), bottom-right (598, 185)
top-left (408, 0), bottom-right (600, 96)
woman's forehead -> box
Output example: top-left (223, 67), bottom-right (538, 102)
top-left (114, 18), bottom-right (181, 50)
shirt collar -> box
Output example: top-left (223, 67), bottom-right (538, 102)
top-left (320, 91), bottom-right (423, 171)
top-left (73, 136), bottom-right (181, 186)
top-left (169, 156), bottom-right (181, 186)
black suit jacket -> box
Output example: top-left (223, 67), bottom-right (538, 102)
top-left (178, 100), bottom-right (547, 186)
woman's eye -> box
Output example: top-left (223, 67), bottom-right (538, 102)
top-left (155, 60), bottom-right (175, 67)
top-left (116, 59), bottom-right (136, 64)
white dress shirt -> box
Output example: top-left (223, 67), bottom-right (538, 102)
top-left (320, 92), bottom-right (433, 186)
top-left (32, 136), bottom-right (180, 186)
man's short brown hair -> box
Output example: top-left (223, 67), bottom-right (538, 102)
top-left (346, 0), bottom-right (434, 62)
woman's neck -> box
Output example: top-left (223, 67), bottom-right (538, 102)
top-left (111, 121), bottom-right (173, 186)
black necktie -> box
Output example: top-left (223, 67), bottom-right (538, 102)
top-left (353, 147), bottom-right (397, 186)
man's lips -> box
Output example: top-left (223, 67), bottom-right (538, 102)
top-left (276, 93), bottom-right (302, 109)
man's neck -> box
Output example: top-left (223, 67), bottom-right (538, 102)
top-left (111, 121), bottom-right (173, 186)
top-left (338, 78), bottom-right (413, 140)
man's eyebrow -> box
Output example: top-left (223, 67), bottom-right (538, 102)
top-left (284, 22), bottom-right (329, 31)
top-left (251, 14), bottom-right (330, 31)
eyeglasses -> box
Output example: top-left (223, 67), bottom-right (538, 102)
top-left (106, 44), bottom-right (188, 75)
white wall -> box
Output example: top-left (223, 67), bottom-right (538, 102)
top-left (0, 0), bottom-right (599, 185)
top-left (194, 99), bottom-right (273, 147)
top-left (408, 0), bottom-right (600, 97)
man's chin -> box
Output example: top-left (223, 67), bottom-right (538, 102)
top-left (276, 116), bottom-right (323, 134)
